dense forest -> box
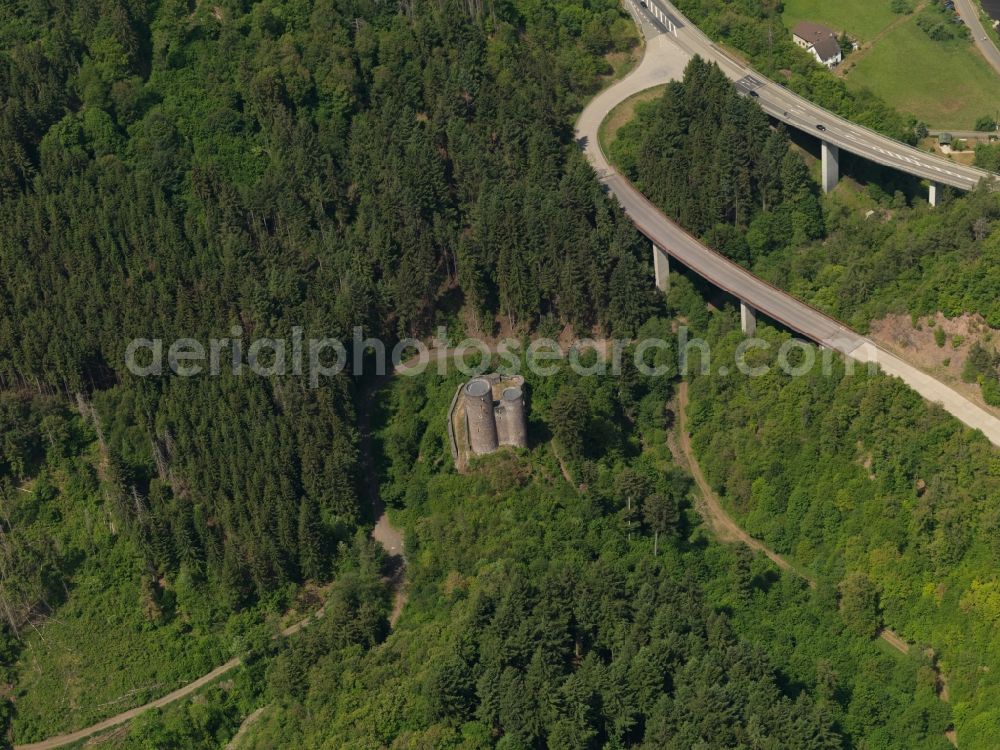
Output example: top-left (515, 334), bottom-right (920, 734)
top-left (0, 0), bottom-right (659, 740)
top-left (608, 63), bottom-right (1000, 745)
top-left (2, 0), bottom-right (999, 745)
top-left (602, 24), bottom-right (1000, 747)
top-left (94, 348), bottom-right (952, 748)
top-left (0, 393), bottom-right (239, 739)
top-left (611, 56), bottom-right (825, 265)
top-left (754, 186), bottom-right (1000, 331)
top-left (674, 285), bottom-right (1000, 748)
top-left (612, 57), bottom-right (1000, 401)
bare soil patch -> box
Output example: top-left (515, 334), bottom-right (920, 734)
top-left (869, 312), bottom-right (1000, 418)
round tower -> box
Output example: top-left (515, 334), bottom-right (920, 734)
top-left (500, 386), bottom-right (527, 448)
top-left (465, 378), bottom-right (498, 455)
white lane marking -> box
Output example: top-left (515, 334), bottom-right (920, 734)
top-left (727, 34), bottom-right (980, 185)
top-left (775, 111), bottom-right (967, 181)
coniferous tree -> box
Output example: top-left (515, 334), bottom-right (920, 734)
top-left (642, 492), bottom-right (679, 555)
top-left (297, 496), bottom-right (324, 582)
top-left (550, 386), bottom-right (589, 461)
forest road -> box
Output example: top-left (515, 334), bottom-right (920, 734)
top-left (14, 366), bottom-right (422, 750)
top-left (355, 342), bottom-right (509, 627)
top-left (13, 657), bottom-right (243, 750)
top-left (673, 382), bottom-right (956, 745)
top-left (674, 382), bottom-right (796, 575)
top-left (358, 370), bottom-right (408, 628)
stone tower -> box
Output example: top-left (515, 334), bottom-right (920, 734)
top-left (465, 378), bottom-right (498, 455)
top-left (496, 386), bottom-right (528, 448)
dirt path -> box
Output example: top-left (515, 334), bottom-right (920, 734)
top-left (224, 706), bottom-right (265, 750)
top-left (16, 581), bottom-right (352, 750)
top-left (14, 657), bottom-right (242, 750)
top-left (673, 382), bottom-right (798, 576)
top-left (15, 379), bottom-right (412, 750)
top-left (19, 337), bottom-right (631, 749)
top-left (673, 382), bottom-right (956, 745)
top-left (357, 375), bottom-right (408, 627)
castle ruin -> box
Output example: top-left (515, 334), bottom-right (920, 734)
top-left (463, 374), bottom-right (528, 455)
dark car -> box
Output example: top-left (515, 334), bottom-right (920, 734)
top-left (816, 123), bottom-right (827, 131)
top-left (748, 90), bottom-right (759, 97)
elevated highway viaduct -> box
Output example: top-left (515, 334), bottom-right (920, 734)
top-left (576, 9), bottom-right (1000, 446)
top-left (640, 0), bottom-right (993, 203)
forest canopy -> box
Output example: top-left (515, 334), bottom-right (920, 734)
top-left (0, 0), bottom-right (652, 614)
top-left (0, 0), bottom-right (658, 739)
top-left (1, 0), bottom-right (998, 745)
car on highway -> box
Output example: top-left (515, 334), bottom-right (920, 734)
top-left (748, 90), bottom-right (758, 97)
top-left (816, 123), bottom-right (827, 131)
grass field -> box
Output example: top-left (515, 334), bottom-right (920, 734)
top-left (601, 46), bottom-right (642, 87)
top-left (844, 16), bottom-right (1000, 128)
top-left (782, 0), bottom-right (897, 41)
top-left (782, 0), bottom-right (1000, 128)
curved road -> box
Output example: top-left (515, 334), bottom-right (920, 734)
top-left (643, 0), bottom-right (993, 190)
top-left (13, 8), bottom-right (998, 748)
top-left (576, 15), bottom-right (1000, 447)
top-left (955, 0), bottom-right (1000, 77)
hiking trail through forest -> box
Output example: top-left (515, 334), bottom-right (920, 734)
top-left (671, 381), bottom-right (956, 747)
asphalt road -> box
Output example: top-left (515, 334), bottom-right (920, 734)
top-left (576, 20), bottom-right (1000, 447)
top-left (928, 129), bottom-right (998, 139)
top-left (955, 0), bottom-right (1000, 77)
top-left (578, 31), bottom-right (864, 354)
top-left (648, 0), bottom-right (994, 191)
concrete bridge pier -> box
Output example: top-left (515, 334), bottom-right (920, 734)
top-left (929, 181), bottom-right (940, 207)
top-left (821, 141), bottom-right (839, 193)
top-left (653, 243), bottom-right (670, 293)
top-left (740, 301), bottom-right (756, 336)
